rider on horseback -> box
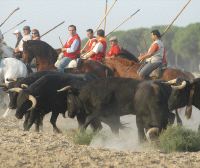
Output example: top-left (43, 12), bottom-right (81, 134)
top-left (81, 29), bottom-right (107, 62)
top-left (81, 29), bottom-right (97, 54)
top-left (137, 29), bottom-right (167, 79)
top-left (57, 25), bottom-right (81, 72)
top-left (106, 36), bottom-right (121, 58)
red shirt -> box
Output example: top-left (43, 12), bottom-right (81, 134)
top-left (63, 34), bottom-right (81, 59)
top-left (107, 44), bottom-right (121, 57)
top-left (90, 37), bottom-right (107, 62)
top-left (85, 38), bottom-right (97, 52)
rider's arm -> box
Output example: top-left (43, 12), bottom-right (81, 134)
top-left (84, 42), bottom-right (103, 59)
top-left (139, 43), bottom-right (159, 60)
top-left (62, 39), bottom-right (80, 53)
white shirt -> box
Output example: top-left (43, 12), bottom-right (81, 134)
top-left (92, 42), bottom-right (103, 54)
top-left (66, 36), bottom-right (80, 53)
top-left (18, 34), bottom-right (32, 51)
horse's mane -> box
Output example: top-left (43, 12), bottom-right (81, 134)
top-left (106, 57), bottom-right (137, 67)
top-left (23, 40), bottom-right (58, 63)
top-left (118, 48), bottom-right (139, 62)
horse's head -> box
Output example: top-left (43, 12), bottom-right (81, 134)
top-left (23, 40), bottom-right (58, 68)
top-left (23, 40), bottom-right (34, 63)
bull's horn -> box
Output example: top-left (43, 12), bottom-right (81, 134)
top-left (144, 127), bottom-right (159, 142)
top-left (8, 87), bottom-right (22, 93)
top-left (27, 95), bottom-right (37, 111)
top-left (6, 78), bottom-right (17, 82)
top-left (171, 81), bottom-right (187, 90)
top-left (164, 79), bottom-right (177, 85)
top-left (21, 84), bottom-right (28, 88)
top-left (57, 86), bottom-right (71, 92)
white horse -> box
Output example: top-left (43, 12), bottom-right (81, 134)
top-left (0, 57), bottom-right (27, 84)
top-left (0, 30), bottom-right (14, 58)
top-left (0, 42), bottom-right (14, 58)
top-left (0, 57), bottom-right (28, 117)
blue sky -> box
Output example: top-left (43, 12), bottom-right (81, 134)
top-left (0, 0), bottom-right (199, 48)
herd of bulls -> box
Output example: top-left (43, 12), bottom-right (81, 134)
top-left (1, 68), bottom-right (199, 142)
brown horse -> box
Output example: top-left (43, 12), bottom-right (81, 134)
top-left (105, 57), bottom-right (194, 81)
top-left (65, 59), bottom-right (114, 78)
top-left (23, 40), bottom-right (58, 71)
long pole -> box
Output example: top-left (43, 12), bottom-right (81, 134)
top-left (59, 36), bottom-right (64, 47)
top-left (103, 0), bottom-right (108, 32)
top-left (94, 0), bottom-right (117, 33)
top-left (161, 0), bottom-right (192, 37)
top-left (3, 20), bottom-right (26, 35)
top-left (40, 21), bottom-right (65, 38)
top-left (106, 9), bottom-right (140, 37)
top-left (81, 0), bottom-right (117, 52)
top-left (0, 7), bottom-right (20, 28)
top-left (142, 34), bottom-right (148, 50)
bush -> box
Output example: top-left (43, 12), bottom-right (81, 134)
top-left (159, 126), bottom-right (200, 153)
top-left (73, 130), bottom-right (96, 145)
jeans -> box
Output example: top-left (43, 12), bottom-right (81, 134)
top-left (138, 62), bottom-right (162, 79)
top-left (57, 57), bottom-right (72, 72)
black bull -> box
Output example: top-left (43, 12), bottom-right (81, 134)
top-left (11, 72), bottom-right (101, 132)
top-left (168, 78), bottom-right (200, 113)
top-left (63, 77), bottom-right (187, 141)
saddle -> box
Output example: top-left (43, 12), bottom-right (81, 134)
top-left (149, 64), bottom-right (167, 79)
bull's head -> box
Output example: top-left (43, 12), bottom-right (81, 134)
top-left (57, 86), bottom-right (81, 118)
top-left (166, 78), bottom-right (191, 111)
top-left (6, 81), bottom-right (27, 109)
top-left (12, 89), bottom-right (37, 119)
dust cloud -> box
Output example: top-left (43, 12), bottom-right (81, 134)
top-left (1, 88), bottom-right (200, 152)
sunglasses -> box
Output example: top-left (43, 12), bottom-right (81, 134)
top-left (32, 32), bottom-right (38, 35)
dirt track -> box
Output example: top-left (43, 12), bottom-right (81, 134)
top-left (1, 113), bottom-right (200, 168)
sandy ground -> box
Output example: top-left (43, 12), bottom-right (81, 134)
top-left (1, 92), bottom-right (200, 167)
top-left (0, 111), bottom-right (200, 168)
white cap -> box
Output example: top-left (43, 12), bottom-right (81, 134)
top-left (13, 29), bottom-right (20, 34)
top-left (109, 36), bottom-right (118, 41)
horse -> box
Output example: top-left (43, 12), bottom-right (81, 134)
top-left (0, 57), bottom-right (28, 117)
top-left (22, 40), bottom-right (58, 71)
top-left (105, 57), bottom-right (194, 81)
top-left (0, 57), bottom-right (28, 84)
top-left (65, 59), bottom-right (114, 78)
top-left (117, 48), bottom-right (139, 62)
top-left (0, 42), bottom-right (14, 58)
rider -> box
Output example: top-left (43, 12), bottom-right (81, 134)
top-left (106, 36), bottom-right (121, 58)
top-left (57, 25), bottom-right (81, 72)
top-left (14, 26), bottom-right (31, 53)
top-left (82, 29), bottom-right (107, 62)
top-left (31, 29), bottom-right (40, 40)
top-left (13, 30), bottom-right (23, 48)
top-left (81, 29), bottom-right (97, 54)
top-left (137, 29), bottom-right (166, 79)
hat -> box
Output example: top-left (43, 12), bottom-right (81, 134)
top-left (13, 29), bottom-right (20, 34)
top-left (109, 36), bottom-right (118, 41)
